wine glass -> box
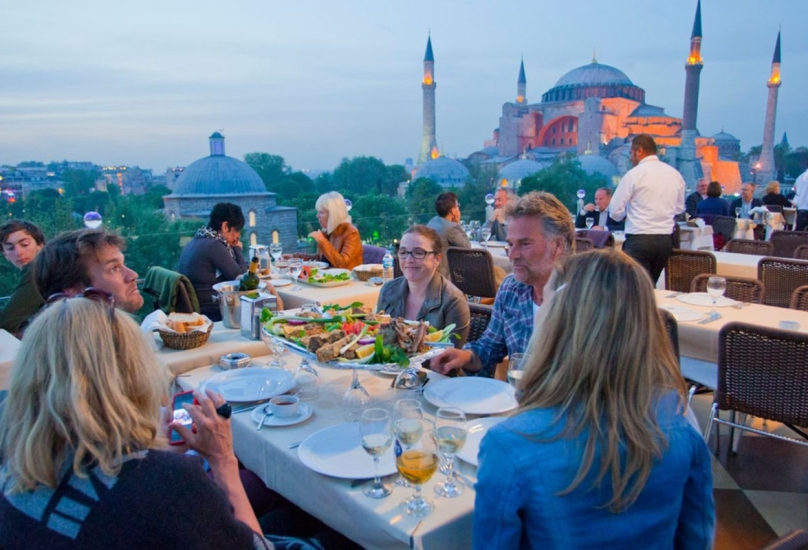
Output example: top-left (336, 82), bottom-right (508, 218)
top-left (260, 331), bottom-right (287, 370)
top-left (393, 399), bottom-right (424, 487)
top-left (293, 359), bottom-right (319, 400)
top-left (706, 276), bottom-right (727, 313)
top-left (288, 258), bottom-right (304, 290)
top-left (507, 352), bottom-right (525, 390)
top-left (481, 227), bottom-right (492, 246)
top-left (343, 368), bottom-right (370, 422)
top-left (397, 428), bottom-right (439, 517)
top-left (393, 366), bottom-right (423, 397)
top-left (359, 408), bottom-right (393, 499)
top-left (734, 207), bottom-right (742, 218)
top-left (269, 243), bottom-right (283, 264)
top-left (585, 217), bottom-right (594, 230)
top-left (463, 223), bottom-right (473, 240)
top-left (434, 407), bottom-right (467, 498)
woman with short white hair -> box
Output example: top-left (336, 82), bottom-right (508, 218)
top-left (308, 191), bottom-right (362, 269)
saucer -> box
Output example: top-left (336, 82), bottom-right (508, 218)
top-left (251, 403), bottom-right (313, 428)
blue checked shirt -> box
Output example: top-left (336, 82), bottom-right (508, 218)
top-left (465, 275), bottom-right (536, 377)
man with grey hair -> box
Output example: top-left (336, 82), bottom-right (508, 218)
top-left (486, 187), bottom-right (517, 241)
top-left (431, 191), bottom-right (573, 377)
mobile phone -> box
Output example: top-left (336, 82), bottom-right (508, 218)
top-left (169, 390), bottom-right (195, 445)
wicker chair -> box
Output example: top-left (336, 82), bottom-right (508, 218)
top-left (770, 230), bottom-right (808, 259)
top-left (790, 285), bottom-right (808, 311)
top-left (724, 239), bottom-right (774, 256)
top-left (758, 257), bottom-right (808, 308)
top-left (468, 303), bottom-right (493, 342)
top-left (761, 529), bottom-right (808, 550)
top-left (690, 274), bottom-right (765, 304)
top-left (574, 237), bottom-right (594, 253)
top-left (446, 247), bottom-right (497, 300)
top-left (393, 256), bottom-right (403, 279)
top-left (703, 322), bottom-right (808, 455)
top-left (712, 216), bottom-right (737, 249)
top-left (794, 244), bottom-right (808, 260)
top-left (665, 249), bottom-right (716, 293)
top-left (658, 307), bottom-right (680, 360)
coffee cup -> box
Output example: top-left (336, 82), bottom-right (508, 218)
top-left (269, 395), bottom-right (300, 418)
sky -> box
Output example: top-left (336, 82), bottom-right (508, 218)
top-left (2, 0), bottom-right (806, 175)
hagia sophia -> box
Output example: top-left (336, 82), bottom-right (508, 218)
top-left (414, 0), bottom-right (783, 196)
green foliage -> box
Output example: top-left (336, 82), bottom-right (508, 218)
top-left (519, 154), bottom-right (608, 213)
top-left (332, 156), bottom-right (402, 197)
top-left (244, 153), bottom-right (289, 192)
top-left (276, 172), bottom-right (314, 201)
top-left (351, 194), bottom-right (408, 244)
top-left (63, 168), bottom-right (99, 197)
top-left (405, 178), bottom-right (442, 225)
top-left (456, 163), bottom-right (498, 224)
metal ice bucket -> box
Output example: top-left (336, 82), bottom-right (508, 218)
top-left (211, 280), bottom-right (268, 329)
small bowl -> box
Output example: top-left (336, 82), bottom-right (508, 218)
top-left (219, 353), bottom-right (252, 370)
top-left (269, 395), bottom-right (300, 418)
top-left (779, 320), bottom-right (800, 331)
top-left (368, 277), bottom-right (384, 286)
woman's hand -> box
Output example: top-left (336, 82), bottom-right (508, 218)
top-left (308, 230), bottom-right (328, 246)
top-left (169, 389), bottom-right (236, 470)
top-left (262, 282), bottom-right (285, 310)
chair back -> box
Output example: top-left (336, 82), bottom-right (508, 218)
top-left (657, 307), bottom-right (680, 361)
top-left (712, 216), bottom-right (736, 248)
top-left (393, 256), bottom-right (403, 279)
top-left (725, 239), bottom-right (774, 256)
top-left (468, 303), bottom-right (493, 342)
top-left (665, 249), bottom-right (716, 293)
top-left (771, 230), bottom-right (808, 259)
top-left (790, 285), bottom-right (808, 311)
top-left (141, 266), bottom-right (200, 314)
top-left (575, 229), bottom-right (614, 248)
top-left (362, 244), bottom-right (387, 265)
top-left (691, 274), bottom-right (765, 304)
top-left (758, 257), bottom-right (808, 308)
top-left (794, 245), bottom-right (808, 260)
top-left (760, 529), bottom-right (808, 550)
top-left (446, 247), bottom-right (497, 299)
top-left (697, 213), bottom-right (718, 226)
top-left (574, 237), bottom-right (594, 253)
top-left (765, 205), bottom-right (784, 214)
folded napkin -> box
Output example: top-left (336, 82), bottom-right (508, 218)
top-left (693, 218), bottom-right (706, 229)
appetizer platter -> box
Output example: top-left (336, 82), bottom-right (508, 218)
top-left (297, 267), bottom-right (352, 288)
top-left (261, 302), bottom-right (453, 371)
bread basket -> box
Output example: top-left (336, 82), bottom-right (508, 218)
top-left (157, 323), bottom-right (213, 350)
top-left (352, 264), bottom-right (383, 282)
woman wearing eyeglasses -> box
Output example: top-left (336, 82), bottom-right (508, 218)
top-left (375, 225), bottom-right (470, 347)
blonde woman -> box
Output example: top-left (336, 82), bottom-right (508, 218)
top-left (762, 180), bottom-right (792, 209)
top-left (473, 249), bottom-right (715, 548)
top-left (307, 191), bottom-right (362, 269)
top-left (0, 296), bottom-right (274, 548)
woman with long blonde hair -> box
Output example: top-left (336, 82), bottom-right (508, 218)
top-left (473, 249), bottom-right (715, 549)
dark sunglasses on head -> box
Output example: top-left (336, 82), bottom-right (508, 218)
top-left (46, 287), bottom-right (116, 321)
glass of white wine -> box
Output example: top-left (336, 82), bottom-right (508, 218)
top-left (507, 353), bottom-right (525, 390)
top-left (397, 428), bottom-right (439, 517)
top-left (434, 407), bottom-right (467, 498)
top-left (585, 217), bottom-right (594, 230)
top-left (269, 243), bottom-right (283, 268)
top-left (393, 399), bottom-right (424, 487)
top-left (359, 408), bottom-right (393, 499)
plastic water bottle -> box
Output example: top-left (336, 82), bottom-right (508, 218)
top-left (382, 250), bottom-right (394, 282)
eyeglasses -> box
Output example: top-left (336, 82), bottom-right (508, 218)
top-left (396, 249), bottom-right (436, 260)
top-left (46, 287), bottom-right (116, 321)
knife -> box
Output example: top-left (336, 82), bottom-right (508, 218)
top-left (697, 312), bottom-right (722, 325)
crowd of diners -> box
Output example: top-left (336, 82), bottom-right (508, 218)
top-left (17, 133), bottom-right (806, 547)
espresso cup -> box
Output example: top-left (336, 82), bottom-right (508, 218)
top-left (269, 395), bottom-right (300, 418)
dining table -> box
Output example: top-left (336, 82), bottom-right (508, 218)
top-left (169, 347), bottom-right (511, 550)
top-left (270, 277), bottom-right (382, 310)
top-left (470, 241), bottom-right (512, 274)
top-left (712, 251), bottom-right (764, 280)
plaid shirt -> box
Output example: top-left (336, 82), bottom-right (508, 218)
top-left (465, 275), bottom-right (535, 377)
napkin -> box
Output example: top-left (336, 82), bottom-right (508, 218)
top-left (693, 218), bottom-right (706, 229)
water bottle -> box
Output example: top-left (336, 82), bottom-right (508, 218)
top-left (382, 250), bottom-right (394, 282)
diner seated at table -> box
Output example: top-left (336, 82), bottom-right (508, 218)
top-left (574, 187), bottom-right (624, 231)
top-left (426, 191), bottom-right (470, 278)
top-left (0, 220), bottom-right (45, 337)
top-left (730, 182), bottom-right (762, 220)
top-left (306, 191), bottom-right (362, 270)
top-left (685, 179), bottom-right (709, 219)
top-left (0, 296), bottom-right (321, 549)
top-left (485, 187), bottom-right (517, 242)
top-left (431, 191), bottom-right (573, 377)
top-left (473, 249), bottom-right (715, 548)
top-left (696, 181), bottom-right (730, 218)
top-left (376, 225), bottom-right (470, 347)
top-left (762, 180), bottom-right (792, 210)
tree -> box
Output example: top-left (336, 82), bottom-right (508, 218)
top-left (351, 194), bottom-right (408, 244)
top-left (405, 178), bottom-right (443, 225)
top-left (244, 153), bottom-right (289, 192)
top-left (63, 168), bottom-right (99, 197)
top-left (332, 156), bottom-right (400, 197)
top-left (276, 172), bottom-right (315, 202)
top-left (457, 163), bottom-right (498, 223)
top-left (519, 154), bottom-right (608, 214)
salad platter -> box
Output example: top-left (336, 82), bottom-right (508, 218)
top-left (297, 267), bottom-right (352, 288)
top-left (261, 302), bottom-right (453, 371)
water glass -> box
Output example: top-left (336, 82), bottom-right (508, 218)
top-left (585, 217), bottom-right (594, 230)
top-left (294, 360), bottom-right (319, 400)
top-left (269, 243), bottom-right (283, 265)
top-left (481, 227), bottom-right (492, 246)
top-left (434, 407), bottom-right (467, 498)
top-left (343, 368), bottom-right (370, 422)
top-left (260, 331), bottom-right (287, 370)
top-left (360, 408), bottom-right (393, 499)
top-left (288, 258), bottom-right (304, 290)
top-left (706, 276), bottom-right (726, 311)
top-left (507, 353), bottom-right (525, 390)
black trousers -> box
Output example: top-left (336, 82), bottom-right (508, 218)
top-left (623, 234), bottom-right (673, 286)
top-left (796, 210), bottom-right (808, 232)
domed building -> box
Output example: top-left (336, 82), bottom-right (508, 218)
top-left (413, 156), bottom-right (470, 188)
top-left (576, 153), bottom-right (620, 185)
top-left (163, 132), bottom-right (299, 249)
top-left (497, 158), bottom-right (548, 188)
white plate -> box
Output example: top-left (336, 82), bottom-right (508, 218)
top-left (304, 261), bottom-right (329, 269)
top-left (423, 378), bottom-right (517, 415)
top-left (298, 423), bottom-right (396, 479)
top-left (251, 403), bottom-right (313, 427)
top-left (457, 416), bottom-right (507, 467)
top-left (677, 292), bottom-right (738, 308)
top-left (659, 304), bottom-right (704, 322)
top-left (486, 241), bottom-right (508, 248)
top-left (267, 278), bottom-right (292, 287)
top-left (200, 367), bottom-right (294, 403)
top-left (322, 268), bottom-right (351, 276)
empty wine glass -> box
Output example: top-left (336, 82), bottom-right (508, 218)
top-left (585, 217), bottom-right (594, 230)
top-left (393, 399), bottom-right (424, 487)
top-left (393, 366), bottom-right (423, 397)
top-left (269, 243), bottom-right (283, 270)
top-left (397, 428), bottom-right (439, 517)
top-left (260, 331), bottom-right (287, 370)
top-left (288, 258), bottom-right (304, 290)
top-left (481, 227), bottom-right (492, 246)
top-left (469, 220), bottom-right (481, 241)
top-left (360, 408), bottom-right (392, 499)
top-left (463, 223), bottom-right (473, 240)
top-left (434, 407), bottom-right (467, 498)
top-left (294, 359), bottom-right (319, 400)
top-left (734, 207), bottom-right (742, 218)
top-left (343, 368), bottom-right (370, 422)
top-left (706, 276), bottom-right (727, 313)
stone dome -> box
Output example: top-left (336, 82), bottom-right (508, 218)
top-left (577, 154), bottom-right (620, 181)
top-left (414, 157), bottom-right (470, 188)
top-left (498, 159), bottom-right (548, 185)
top-left (711, 130), bottom-right (739, 142)
top-left (555, 62), bottom-right (633, 88)
top-left (542, 61), bottom-right (645, 104)
top-left (170, 133), bottom-right (268, 196)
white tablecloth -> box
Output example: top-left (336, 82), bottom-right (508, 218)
top-left (613, 226), bottom-right (713, 252)
top-left (470, 242), bottom-right (512, 274)
top-left (712, 251), bottom-right (764, 280)
top-left (274, 279), bottom-right (381, 310)
top-left (0, 330), bottom-right (20, 390)
top-left (733, 218), bottom-right (756, 240)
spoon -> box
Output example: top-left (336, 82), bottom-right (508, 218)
top-left (256, 406), bottom-right (274, 430)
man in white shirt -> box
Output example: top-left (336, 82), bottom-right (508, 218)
top-left (610, 134), bottom-right (685, 284)
top-left (793, 166), bottom-right (808, 231)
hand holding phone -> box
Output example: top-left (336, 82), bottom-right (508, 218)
top-left (169, 390), bottom-right (196, 445)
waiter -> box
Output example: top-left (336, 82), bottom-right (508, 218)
top-left (610, 134), bottom-right (685, 284)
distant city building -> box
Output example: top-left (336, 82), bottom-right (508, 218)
top-left (101, 166), bottom-right (151, 195)
top-left (165, 167), bottom-right (185, 190)
top-left (412, 156), bottom-right (469, 188)
top-left (163, 132), bottom-right (299, 250)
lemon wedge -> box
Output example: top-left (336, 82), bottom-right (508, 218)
top-left (355, 343), bottom-right (375, 359)
top-left (424, 330), bottom-right (443, 343)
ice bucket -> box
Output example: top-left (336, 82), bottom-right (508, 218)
top-left (211, 281), bottom-right (268, 329)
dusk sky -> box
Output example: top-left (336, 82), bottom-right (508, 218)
top-left (3, 0), bottom-right (806, 174)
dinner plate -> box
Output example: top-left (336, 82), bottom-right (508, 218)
top-left (298, 278), bottom-right (352, 288)
top-left (304, 261), bottom-right (329, 269)
top-left (251, 403), bottom-right (313, 428)
top-left (298, 423), bottom-right (397, 479)
top-left (457, 416), bottom-right (507, 467)
top-left (659, 304), bottom-right (704, 322)
top-left (267, 278), bottom-right (292, 287)
top-left (200, 367), bottom-right (294, 403)
top-left (423, 378), bottom-right (517, 415)
top-left (677, 293), bottom-right (738, 308)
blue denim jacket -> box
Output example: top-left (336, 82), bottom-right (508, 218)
top-left (473, 392), bottom-right (715, 549)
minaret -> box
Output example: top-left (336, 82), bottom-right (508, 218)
top-left (756, 31), bottom-right (781, 185)
top-left (678, 0), bottom-right (703, 187)
top-left (418, 35), bottom-right (438, 164)
top-left (516, 58), bottom-right (526, 105)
